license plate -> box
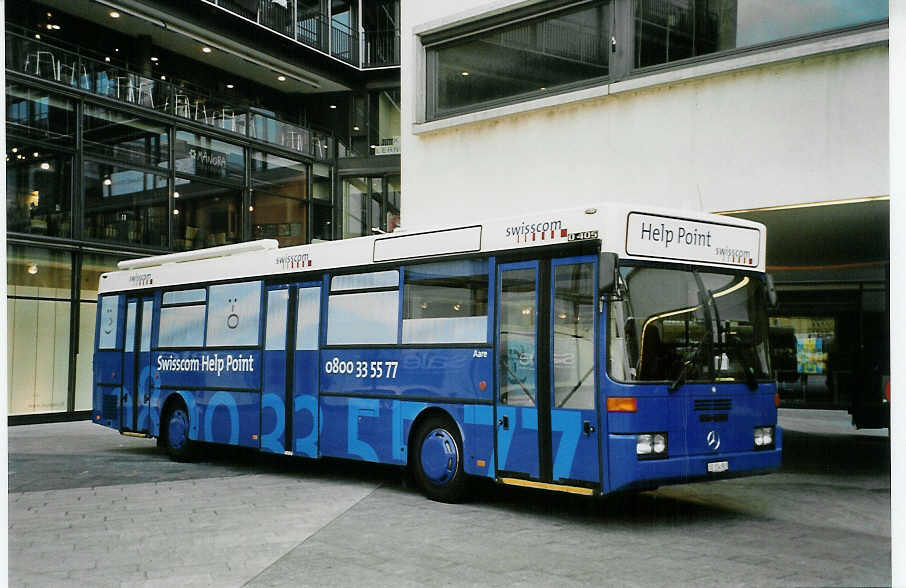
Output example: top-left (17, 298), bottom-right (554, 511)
top-left (707, 461), bottom-right (729, 473)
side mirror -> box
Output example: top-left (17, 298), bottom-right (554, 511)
top-left (599, 253), bottom-right (619, 294)
top-left (765, 273), bottom-right (778, 309)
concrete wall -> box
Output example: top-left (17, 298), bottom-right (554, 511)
top-left (401, 2), bottom-right (889, 230)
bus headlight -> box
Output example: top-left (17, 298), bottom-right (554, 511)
top-left (637, 433), bottom-right (668, 459)
top-left (754, 426), bottom-right (774, 449)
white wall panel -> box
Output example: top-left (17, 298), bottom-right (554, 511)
top-left (402, 2), bottom-right (888, 228)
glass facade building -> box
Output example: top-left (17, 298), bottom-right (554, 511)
top-left (6, 0), bottom-right (401, 420)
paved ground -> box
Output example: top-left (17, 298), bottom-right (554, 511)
top-left (9, 410), bottom-right (891, 587)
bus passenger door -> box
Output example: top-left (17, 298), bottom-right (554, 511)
top-left (262, 286), bottom-right (293, 454)
top-left (122, 296), bottom-right (154, 433)
top-left (292, 285), bottom-right (321, 457)
top-left (495, 262), bottom-right (541, 479)
top-left (495, 257), bottom-right (601, 487)
top-left (549, 257), bottom-right (600, 485)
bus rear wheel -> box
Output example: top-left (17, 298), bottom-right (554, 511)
top-left (412, 416), bottom-right (466, 503)
top-left (163, 404), bottom-right (195, 462)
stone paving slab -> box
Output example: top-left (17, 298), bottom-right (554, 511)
top-left (8, 411), bottom-right (891, 587)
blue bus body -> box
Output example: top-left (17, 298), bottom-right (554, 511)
top-left (93, 244), bottom-right (781, 500)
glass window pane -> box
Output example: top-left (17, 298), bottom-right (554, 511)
top-left (296, 286), bottom-right (321, 350)
top-left (633, 0), bottom-right (888, 69)
top-left (332, 270), bottom-right (399, 291)
top-left (158, 306), bottom-right (205, 348)
top-left (124, 301), bottom-right (137, 352)
top-left (97, 295), bottom-right (120, 350)
top-left (313, 163), bottom-right (331, 200)
top-left (552, 263), bottom-right (595, 409)
top-left (265, 289), bottom-right (289, 351)
top-left (403, 260), bottom-right (488, 344)
top-left (498, 268), bottom-right (537, 407)
top-left (252, 192), bottom-right (307, 247)
top-left (140, 300), bottom-right (153, 352)
top-left (83, 104), bottom-right (169, 168)
top-left (327, 290), bottom-right (399, 345)
top-left (6, 145), bottom-right (72, 238)
top-left (7, 245), bottom-right (73, 415)
top-left (172, 179), bottom-right (241, 250)
top-left (174, 130), bottom-right (245, 183)
top-left (84, 161), bottom-right (168, 248)
top-left (251, 150), bottom-right (308, 193)
top-left (206, 282), bottom-right (262, 347)
top-left (312, 203), bottom-right (334, 241)
top-left (163, 289), bottom-right (207, 305)
top-left (6, 83), bottom-right (76, 145)
top-left (343, 177), bottom-right (368, 238)
top-left (432, 1), bottom-right (610, 115)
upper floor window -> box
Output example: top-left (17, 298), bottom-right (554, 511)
top-left (634, 0), bottom-right (888, 69)
top-left (425, 1), bottom-right (612, 119)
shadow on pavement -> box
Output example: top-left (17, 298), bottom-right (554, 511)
top-left (780, 429), bottom-right (890, 476)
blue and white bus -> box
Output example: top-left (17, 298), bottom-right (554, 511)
top-left (93, 203), bottom-right (781, 502)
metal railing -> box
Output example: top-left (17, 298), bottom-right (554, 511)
top-left (5, 29), bottom-right (334, 161)
top-left (363, 28), bottom-right (400, 67)
top-left (203, 0), bottom-right (399, 68)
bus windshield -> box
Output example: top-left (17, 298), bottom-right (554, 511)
top-left (607, 265), bottom-right (772, 385)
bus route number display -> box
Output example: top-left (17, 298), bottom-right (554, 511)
top-left (324, 357), bottom-right (399, 379)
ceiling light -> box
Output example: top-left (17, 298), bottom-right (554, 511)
top-left (103, 177), bottom-right (112, 186)
top-left (202, 46), bottom-right (212, 53)
top-left (11, 148), bottom-right (17, 153)
top-left (540, 87), bottom-right (547, 91)
top-left (173, 209), bottom-right (180, 215)
top-left (248, 206), bottom-right (254, 212)
top-left (40, 162), bottom-right (50, 170)
top-left (33, 152), bottom-right (39, 157)
top-left (115, 48), bottom-right (119, 53)
top-left (151, 56), bottom-right (158, 62)
top-left (109, 10), bottom-right (121, 18)
top-left (161, 75), bottom-right (166, 80)
top-left (329, 104), bottom-right (337, 109)
top-left (34, 34), bottom-right (41, 39)
top-left (226, 83), bottom-right (234, 89)
top-left (173, 191), bottom-right (180, 198)
top-left (105, 57), bottom-right (110, 62)
top-left (352, 126), bottom-right (360, 131)
top-left (277, 75), bottom-right (286, 81)
top-left (46, 24), bottom-right (54, 30)
top-left (52, 25), bottom-right (61, 30)
top-left (27, 264), bottom-right (38, 275)
top-left (461, 71), bottom-right (469, 76)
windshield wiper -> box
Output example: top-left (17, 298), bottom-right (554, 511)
top-left (725, 329), bottom-right (759, 390)
top-left (668, 329), bottom-right (712, 392)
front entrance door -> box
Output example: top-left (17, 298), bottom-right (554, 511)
top-left (122, 297), bottom-right (153, 432)
top-left (495, 256), bottom-right (601, 486)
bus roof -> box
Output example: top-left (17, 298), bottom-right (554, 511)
top-left (99, 203), bottom-right (766, 293)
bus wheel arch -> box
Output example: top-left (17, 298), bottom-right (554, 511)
top-left (408, 408), bottom-right (466, 503)
top-left (160, 394), bottom-right (195, 462)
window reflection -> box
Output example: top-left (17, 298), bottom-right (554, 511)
top-left (83, 105), bottom-right (169, 168)
top-left (172, 178), bottom-right (241, 250)
top-left (6, 83), bottom-right (75, 145)
top-left (7, 145), bottom-right (72, 237)
top-left (634, 0), bottom-right (888, 69)
top-left (84, 162), bottom-right (168, 247)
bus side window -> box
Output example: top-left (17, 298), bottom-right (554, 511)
top-left (97, 295), bottom-right (121, 350)
top-left (327, 271), bottom-right (399, 345)
top-left (207, 281), bottom-right (262, 347)
top-left (296, 287), bottom-right (321, 350)
top-left (402, 260), bottom-right (488, 344)
top-left (158, 288), bottom-right (206, 348)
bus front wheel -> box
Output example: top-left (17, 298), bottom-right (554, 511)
top-left (412, 416), bottom-right (466, 503)
top-left (164, 404), bottom-right (195, 462)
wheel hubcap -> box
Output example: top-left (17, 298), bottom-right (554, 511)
top-left (420, 428), bottom-right (458, 485)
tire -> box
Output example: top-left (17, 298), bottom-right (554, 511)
top-left (412, 416), bottom-right (466, 503)
top-left (163, 404), bottom-right (195, 462)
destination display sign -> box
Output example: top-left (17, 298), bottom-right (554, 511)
top-left (625, 213), bottom-right (760, 267)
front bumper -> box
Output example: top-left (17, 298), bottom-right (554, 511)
top-left (606, 427), bottom-right (783, 493)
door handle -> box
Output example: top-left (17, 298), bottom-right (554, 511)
top-left (498, 415), bottom-right (509, 430)
top-left (583, 421), bottom-right (596, 436)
